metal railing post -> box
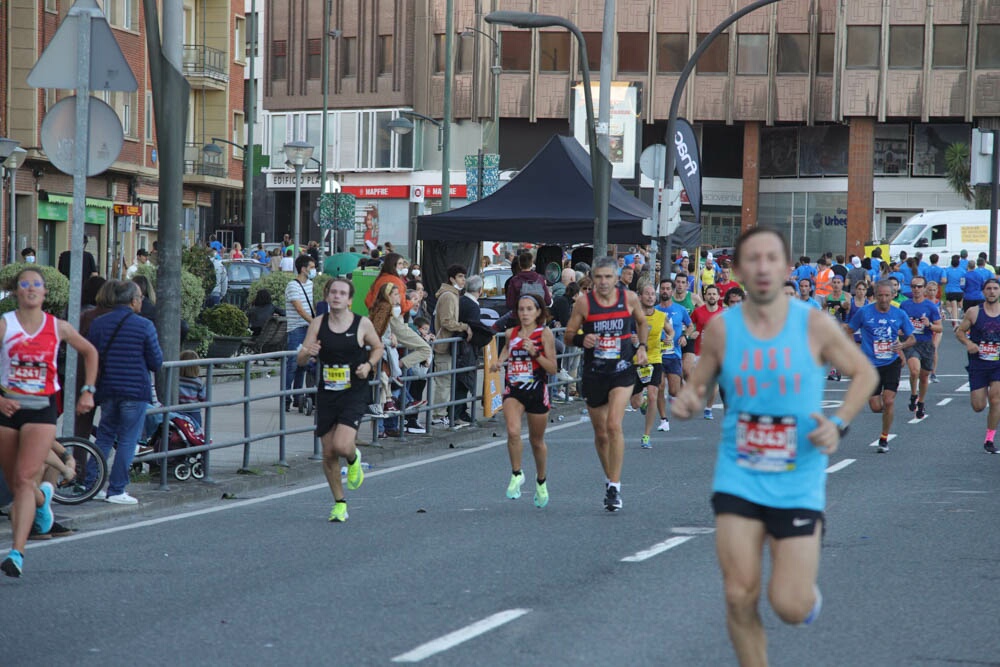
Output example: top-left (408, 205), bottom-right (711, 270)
top-left (241, 358), bottom-right (252, 470)
top-left (450, 337), bottom-right (458, 424)
top-left (200, 363), bottom-right (214, 483)
top-left (278, 350), bottom-right (288, 462)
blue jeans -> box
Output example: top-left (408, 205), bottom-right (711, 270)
top-left (93, 398), bottom-right (148, 496)
top-left (285, 325), bottom-right (308, 399)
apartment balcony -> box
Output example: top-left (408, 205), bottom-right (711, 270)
top-left (182, 45), bottom-right (229, 90)
top-left (183, 142), bottom-right (237, 188)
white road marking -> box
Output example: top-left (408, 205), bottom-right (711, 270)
top-left (24, 420), bottom-right (592, 552)
top-left (907, 416), bottom-right (928, 424)
top-left (955, 382), bottom-right (970, 392)
top-left (391, 609), bottom-right (531, 663)
top-left (868, 434), bottom-right (897, 447)
top-left (671, 526), bottom-right (716, 535)
top-left (825, 458), bottom-right (856, 473)
top-left (621, 536), bottom-right (695, 562)
top-left (937, 397), bottom-right (952, 406)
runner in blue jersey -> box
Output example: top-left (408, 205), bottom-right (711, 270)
top-left (955, 278), bottom-right (1000, 454)
top-left (942, 254), bottom-right (966, 327)
top-left (655, 277), bottom-right (692, 432)
top-left (673, 229), bottom-right (877, 666)
top-left (899, 277), bottom-right (942, 420)
top-left (847, 280), bottom-right (916, 453)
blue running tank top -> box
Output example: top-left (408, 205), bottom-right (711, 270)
top-left (967, 307), bottom-right (1000, 370)
top-left (714, 299), bottom-right (828, 511)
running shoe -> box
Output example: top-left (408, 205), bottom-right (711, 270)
top-left (94, 489), bottom-right (107, 501)
top-left (625, 405), bottom-right (636, 413)
top-left (368, 403), bottom-right (386, 418)
top-left (985, 440), bottom-right (998, 455)
top-left (916, 403), bottom-right (927, 420)
top-left (640, 435), bottom-right (652, 449)
top-left (908, 394), bottom-right (918, 413)
top-left (557, 369), bottom-right (574, 384)
top-left (405, 399), bottom-right (428, 411)
top-left (49, 521), bottom-right (75, 537)
top-left (827, 369), bottom-right (841, 382)
top-left (431, 416), bottom-right (450, 427)
top-left (328, 501), bottom-right (348, 522)
top-left (533, 481), bottom-right (549, 508)
top-left (1, 549), bottom-right (23, 577)
top-left (27, 526), bottom-right (52, 541)
top-left (703, 408), bottom-right (714, 420)
top-left (877, 438), bottom-right (890, 454)
top-left (604, 485), bottom-right (622, 512)
top-left (799, 586), bottom-right (823, 627)
top-left (657, 419), bottom-right (670, 432)
top-left (506, 472), bottom-right (524, 499)
top-left (106, 492), bottom-right (139, 505)
top-left (639, 391), bottom-right (648, 415)
top-left (405, 422), bottom-right (427, 435)
top-left (33, 481), bottom-right (54, 535)
top-left (930, 373), bottom-right (940, 383)
top-left (346, 451), bottom-right (364, 490)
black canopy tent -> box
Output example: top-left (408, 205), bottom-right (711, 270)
top-left (417, 135), bottom-right (652, 244)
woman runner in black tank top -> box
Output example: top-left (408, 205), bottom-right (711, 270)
top-left (298, 277), bottom-right (383, 523)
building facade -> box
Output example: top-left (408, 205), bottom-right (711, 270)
top-left (263, 0), bottom-right (1000, 258)
top-left (0, 0), bottom-right (245, 274)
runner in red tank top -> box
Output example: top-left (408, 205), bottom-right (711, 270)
top-left (492, 295), bottom-right (557, 507)
top-left (690, 284), bottom-right (724, 419)
top-left (0, 268), bottom-right (99, 577)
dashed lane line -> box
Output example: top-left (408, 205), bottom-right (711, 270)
top-left (391, 609), bottom-right (531, 663)
top-left (621, 536), bottom-right (696, 562)
top-left (825, 458), bottom-right (856, 473)
top-left (937, 397), bottom-right (953, 406)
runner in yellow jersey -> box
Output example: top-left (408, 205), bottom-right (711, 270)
top-left (629, 283), bottom-right (673, 449)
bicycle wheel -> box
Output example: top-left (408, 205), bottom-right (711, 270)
top-left (52, 436), bottom-right (108, 505)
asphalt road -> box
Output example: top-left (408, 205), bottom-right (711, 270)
top-left (1, 339), bottom-right (999, 666)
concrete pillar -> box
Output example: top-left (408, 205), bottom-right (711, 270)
top-left (847, 117), bottom-right (875, 256)
top-left (741, 121), bottom-right (760, 232)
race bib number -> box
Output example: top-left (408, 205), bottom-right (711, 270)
top-left (736, 414), bottom-right (798, 472)
top-left (910, 318), bottom-right (925, 335)
top-left (508, 359), bottom-right (534, 385)
top-left (595, 334), bottom-right (621, 360)
top-left (873, 339), bottom-right (895, 361)
top-left (662, 335), bottom-right (674, 354)
top-left (322, 365), bottom-right (351, 391)
top-left (979, 342), bottom-right (1000, 362)
top-left (637, 364), bottom-right (654, 384)
top-left (9, 361), bottom-right (46, 395)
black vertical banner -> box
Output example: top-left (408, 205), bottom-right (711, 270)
top-left (673, 118), bottom-right (702, 221)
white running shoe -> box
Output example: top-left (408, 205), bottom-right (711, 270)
top-left (657, 419), bottom-right (670, 432)
top-left (105, 492), bottom-right (139, 505)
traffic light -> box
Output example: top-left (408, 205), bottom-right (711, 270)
top-left (659, 176), bottom-right (683, 236)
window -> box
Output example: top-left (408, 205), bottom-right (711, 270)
top-left (777, 34), bottom-right (809, 73)
top-left (933, 25), bottom-right (967, 67)
top-left (378, 35), bottom-right (394, 75)
top-left (816, 34), bottom-right (835, 74)
top-left (269, 114), bottom-right (288, 164)
top-left (234, 17), bottom-right (245, 63)
top-left (582, 33), bottom-right (602, 71)
top-left (456, 34), bottom-right (474, 72)
top-left (245, 12), bottom-right (258, 58)
top-left (271, 40), bottom-right (287, 80)
top-left (45, 0), bottom-right (57, 11)
top-left (102, 0), bottom-right (136, 30)
top-left (539, 32), bottom-right (571, 72)
top-left (846, 26), bottom-right (879, 69)
top-left (977, 26), bottom-right (1000, 68)
top-left (433, 34), bottom-right (447, 73)
top-left (696, 33), bottom-right (729, 74)
top-left (341, 37), bottom-right (357, 76)
top-left (145, 91), bottom-right (153, 142)
top-left (233, 112), bottom-right (245, 157)
top-left (501, 31), bottom-right (531, 71)
top-left (140, 203), bottom-right (158, 230)
top-left (889, 26), bottom-right (923, 68)
top-left (306, 39), bottom-right (322, 80)
top-left (737, 34), bottom-right (768, 74)
top-left (617, 33), bottom-right (648, 73)
top-left (102, 91), bottom-right (137, 139)
top-left (656, 33), bottom-right (687, 73)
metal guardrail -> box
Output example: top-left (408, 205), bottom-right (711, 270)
top-left (182, 44), bottom-right (229, 82)
top-left (136, 328), bottom-right (584, 490)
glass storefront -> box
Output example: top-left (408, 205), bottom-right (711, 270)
top-left (758, 192), bottom-right (847, 257)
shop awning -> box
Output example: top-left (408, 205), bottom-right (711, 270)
top-left (46, 194), bottom-right (115, 209)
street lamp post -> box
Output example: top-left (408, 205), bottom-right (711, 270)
top-left (461, 26), bottom-right (501, 155)
top-left (0, 137), bottom-right (23, 265)
top-left (321, 27), bottom-right (341, 250)
top-left (284, 140), bottom-right (314, 254)
top-left (245, 0), bottom-right (257, 250)
top-left (485, 11), bottom-right (609, 260)
top-left (4, 148), bottom-right (28, 265)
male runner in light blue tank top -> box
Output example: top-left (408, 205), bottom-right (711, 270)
top-left (672, 228), bottom-right (878, 667)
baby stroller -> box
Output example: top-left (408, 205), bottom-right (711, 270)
top-left (143, 413), bottom-right (207, 481)
top-left (297, 358), bottom-right (317, 416)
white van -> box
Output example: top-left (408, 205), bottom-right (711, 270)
top-left (888, 209), bottom-right (999, 261)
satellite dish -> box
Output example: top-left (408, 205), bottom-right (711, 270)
top-left (544, 262), bottom-right (562, 286)
top-left (41, 96), bottom-right (124, 177)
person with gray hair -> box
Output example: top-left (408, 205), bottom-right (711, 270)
top-left (85, 280), bottom-right (164, 504)
top-left (452, 273), bottom-right (485, 425)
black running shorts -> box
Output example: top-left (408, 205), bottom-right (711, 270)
top-left (711, 492), bottom-right (825, 540)
top-left (582, 369), bottom-right (636, 408)
top-left (0, 395), bottom-right (57, 430)
top-left (315, 389), bottom-right (369, 437)
top-left (873, 358), bottom-right (902, 395)
top-left (503, 385), bottom-right (550, 415)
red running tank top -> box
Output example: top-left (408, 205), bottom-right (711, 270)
top-left (1, 311), bottom-right (61, 395)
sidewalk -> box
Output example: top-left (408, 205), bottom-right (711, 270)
top-left (2, 365), bottom-right (587, 533)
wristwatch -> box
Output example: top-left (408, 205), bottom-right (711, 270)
top-left (829, 415), bottom-right (849, 438)
top-left (80, 384), bottom-right (97, 394)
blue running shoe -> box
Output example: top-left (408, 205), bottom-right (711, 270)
top-left (1, 549), bottom-right (23, 577)
top-left (33, 481), bottom-right (54, 535)
top-left (799, 586), bottom-right (823, 626)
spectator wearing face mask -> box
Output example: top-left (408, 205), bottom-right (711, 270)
top-left (20, 248), bottom-right (36, 264)
top-left (364, 253), bottom-right (415, 314)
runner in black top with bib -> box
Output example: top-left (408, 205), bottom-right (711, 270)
top-left (564, 257), bottom-right (649, 512)
top-left (298, 278), bottom-right (383, 523)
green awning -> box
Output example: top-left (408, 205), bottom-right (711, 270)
top-left (37, 201), bottom-right (68, 221)
top-left (46, 194), bottom-right (114, 209)
top-left (86, 207), bottom-right (106, 225)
